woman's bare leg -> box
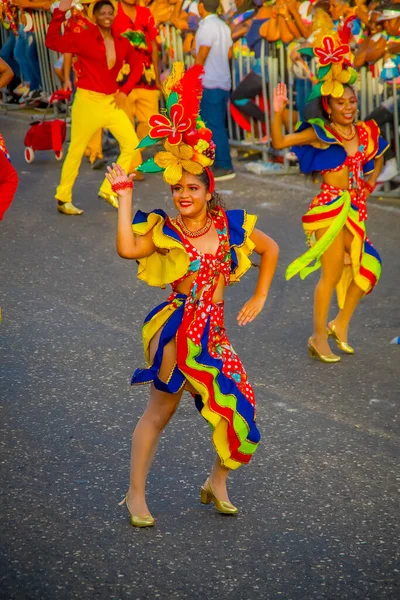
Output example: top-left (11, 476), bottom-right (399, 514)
top-left (331, 281), bottom-right (364, 342)
top-left (207, 456), bottom-right (231, 503)
top-left (126, 384), bottom-right (183, 516)
top-left (311, 227), bottom-right (345, 355)
top-left (127, 333), bottom-right (183, 516)
top-left (330, 225), bottom-right (364, 342)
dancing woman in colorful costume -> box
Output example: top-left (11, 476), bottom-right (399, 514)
top-left (107, 64), bottom-right (279, 527)
top-left (272, 29), bottom-right (388, 363)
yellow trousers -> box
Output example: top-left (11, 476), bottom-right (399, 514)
top-left (55, 89), bottom-right (140, 203)
top-left (128, 88), bottom-right (160, 140)
top-left (84, 129), bottom-right (103, 163)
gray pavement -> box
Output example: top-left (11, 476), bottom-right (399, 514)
top-left (0, 116), bottom-right (399, 600)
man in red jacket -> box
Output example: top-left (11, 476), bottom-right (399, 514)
top-left (46, 0), bottom-right (142, 215)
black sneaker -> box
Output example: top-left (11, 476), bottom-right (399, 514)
top-left (212, 168), bottom-right (236, 182)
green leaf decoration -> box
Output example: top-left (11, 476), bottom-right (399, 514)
top-left (136, 135), bottom-right (158, 150)
top-left (167, 92), bottom-right (179, 114)
top-left (298, 47), bottom-right (314, 57)
top-left (306, 82), bottom-right (323, 102)
top-left (317, 64), bottom-right (331, 79)
top-left (121, 30), bottom-right (147, 50)
top-left (137, 158), bottom-right (164, 174)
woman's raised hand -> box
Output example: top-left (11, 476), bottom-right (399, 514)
top-left (273, 83), bottom-right (289, 114)
top-left (58, 0), bottom-right (73, 12)
top-left (105, 163), bottom-right (135, 199)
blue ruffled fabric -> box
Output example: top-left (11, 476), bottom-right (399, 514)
top-left (363, 136), bottom-right (390, 174)
top-left (293, 144), bottom-right (347, 174)
top-left (131, 295), bottom-right (187, 393)
top-left (133, 208), bottom-right (183, 243)
top-left (225, 209), bottom-right (247, 274)
top-left (292, 120), bottom-right (390, 175)
top-left (291, 121), bottom-right (346, 174)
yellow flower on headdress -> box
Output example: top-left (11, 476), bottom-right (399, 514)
top-left (154, 142), bottom-right (203, 185)
top-left (321, 79), bottom-right (344, 98)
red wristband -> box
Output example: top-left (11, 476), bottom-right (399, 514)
top-left (112, 180), bottom-right (134, 193)
top-left (364, 181), bottom-right (375, 193)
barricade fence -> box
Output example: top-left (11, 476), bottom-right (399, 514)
top-left (1, 17), bottom-right (399, 183)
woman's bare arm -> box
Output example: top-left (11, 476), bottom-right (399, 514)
top-left (366, 155), bottom-right (384, 191)
top-left (237, 228), bottom-right (279, 326)
top-left (271, 83), bottom-right (318, 149)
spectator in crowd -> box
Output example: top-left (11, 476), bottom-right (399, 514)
top-left (195, 0), bottom-right (235, 181)
top-left (354, 4), bottom-right (400, 183)
top-left (231, 1), bottom-right (311, 133)
top-left (8, 0), bottom-right (51, 102)
top-left (45, 0), bottom-right (143, 215)
top-left (230, 1), bottom-right (269, 137)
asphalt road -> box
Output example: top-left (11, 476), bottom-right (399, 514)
top-left (0, 116), bottom-right (399, 600)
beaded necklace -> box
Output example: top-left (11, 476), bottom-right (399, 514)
top-left (175, 213), bottom-right (212, 238)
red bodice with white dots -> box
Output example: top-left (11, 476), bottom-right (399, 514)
top-left (317, 124), bottom-right (371, 221)
top-left (169, 209), bottom-right (231, 345)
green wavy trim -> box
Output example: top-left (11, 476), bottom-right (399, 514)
top-left (186, 338), bottom-right (258, 457)
top-left (285, 191), bottom-right (351, 281)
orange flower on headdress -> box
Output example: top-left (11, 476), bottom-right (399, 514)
top-left (154, 142), bottom-right (203, 185)
top-left (314, 36), bottom-right (350, 66)
top-left (149, 104), bottom-right (192, 145)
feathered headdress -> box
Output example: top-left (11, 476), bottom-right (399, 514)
top-left (136, 63), bottom-right (216, 188)
top-left (299, 15), bottom-right (358, 102)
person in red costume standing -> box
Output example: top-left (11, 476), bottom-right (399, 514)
top-left (0, 58), bottom-right (18, 223)
top-left (0, 57), bottom-right (18, 324)
top-left (112, 0), bottom-right (161, 177)
top-left (45, 0), bottom-right (143, 215)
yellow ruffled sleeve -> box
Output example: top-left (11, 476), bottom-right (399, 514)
top-left (132, 209), bottom-right (189, 288)
top-left (225, 209), bottom-right (257, 284)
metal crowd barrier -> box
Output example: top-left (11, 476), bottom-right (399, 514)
top-left (0, 11), bottom-right (59, 97)
top-left (1, 16), bottom-right (399, 191)
top-left (31, 10), bottom-right (59, 95)
top-left (161, 25), bottom-right (399, 184)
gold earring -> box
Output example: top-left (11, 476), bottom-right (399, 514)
top-left (328, 112), bottom-right (332, 121)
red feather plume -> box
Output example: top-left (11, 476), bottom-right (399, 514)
top-left (171, 65), bottom-right (204, 124)
top-left (338, 15), bottom-right (356, 45)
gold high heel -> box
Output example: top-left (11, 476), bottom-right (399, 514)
top-left (118, 495), bottom-right (155, 528)
top-left (308, 337), bottom-right (341, 363)
top-left (200, 480), bottom-right (238, 515)
top-left (98, 190), bottom-right (119, 209)
top-left (56, 200), bottom-right (83, 215)
top-left (327, 323), bottom-right (354, 355)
